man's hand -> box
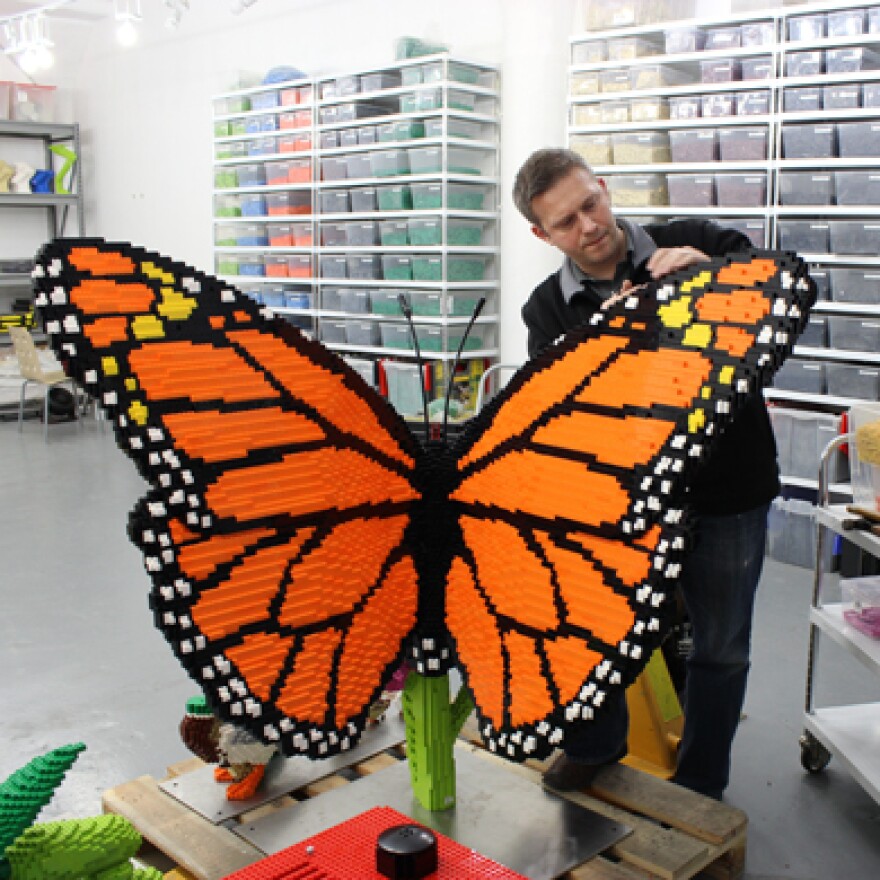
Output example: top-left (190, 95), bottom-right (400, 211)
top-left (646, 246), bottom-right (710, 279)
top-left (601, 278), bottom-right (646, 310)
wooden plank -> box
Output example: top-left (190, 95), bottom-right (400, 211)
top-left (351, 752), bottom-right (402, 775)
top-left (590, 763), bottom-right (747, 846)
top-left (692, 832), bottom-right (747, 880)
top-left (301, 773), bottom-right (352, 797)
top-left (165, 757), bottom-right (205, 779)
top-left (567, 855), bottom-right (653, 879)
top-left (103, 776), bottom-right (263, 880)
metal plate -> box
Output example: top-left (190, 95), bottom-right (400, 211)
top-left (159, 715), bottom-right (406, 823)
top-left (234, 746), bottom-right (630, 880)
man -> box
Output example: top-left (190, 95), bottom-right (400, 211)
top-left (513, 148), bottom-right (780, 800)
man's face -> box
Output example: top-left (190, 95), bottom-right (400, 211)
top-left (529, 167), bottom-right (624, 278)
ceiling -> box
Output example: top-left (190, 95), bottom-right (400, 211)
top-left (0, 1), bottom-right (109, 21)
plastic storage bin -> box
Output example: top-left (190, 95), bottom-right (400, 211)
top-left (265, 255), bottom-right (291, 277)
top-left (11, 83), bottom-right (55, 122)
top-left (669, 96), bottom-right (701, 120)
top-left (343, 356), bottom-right (376, 389)
top-left (800, 316), bottom-right (827, 347)
top-left (785, 51), bottom-right (824, 77)
top-left (737, 91), bottom-right (771, 115)
top-left (841, 576), bottom-right (880, 638)
top-left (236, 164), bottom-right (266, 186)
top-left (701, 59), bottom-right (741, 83)
top-left (719, 127), bottom-right (767, 161)
top-left (320, 223), bottom-right (347, 246)
top-left (664, 26), bottom-right (705, 54)
top-left (341, 130), bottom-right (359, 147)
top-left (834, 171), bottom-right (880, 205)
top-left (773, 360), bottom-right (825, 393)
top-left (824, 84), bottom-right (861, 109)
top-left (371, 290), bottom-right (409, 315)
top-left (607, 174), bottom-right (667, 207)
top-left (701, 93), bottom-right (735, 117)
top-left (716, 173), bottom-right (766, 207)
top-left (828, 9), bottom-right (866, 37)
top-left (344, 154), bottom-right (372, 179)
top-left (607, 36), bottom-right (657, 60)
top-left (827, 365), bottom-right (880, 400)
top-left (778, 220), bottom-right (829, 253)
top-left (240, 194), bottom-right (267, 216)
top-left (235, 224), bottom-right (268, 246)
top-left (379, 220), bottom-right (409, 245)
top-left (344, 221), bottom-right (379, 246)
top-left (379, 322), bottom-right (414, 349)
top-left (600, 101), bottom-right (630, 124)
top-left (629, 65), bottom-right (690, 90)
top-left (410, 182), bottom-right (487, 210)
top-left (778, 172), bottom-right (834, 205)
top-left (572, 42), bottom-right (608, 64)
top-left (377, 185), bottom-right (412, 211)
top-left (319, 319), bottom-right (348, 344)
top-left (381, 255), bottom-right (414, 281)
top-left (830, 221), bottom-right (880, 255)
top-left (740, 55), bottom-right (773, 80)
top-left (826, 47), bottom-right (880, 74)
top-left (784, 87), bottom-right (823, 112)
top-left (370, 149), bottom-right (410, 177)
top-left (668, 174), bottom-right (715, 207)
top-left (742, 22), bottom-right (775, 46)
top-left (830, 268), bottom-right (880, 304)
top-left (864, 83), bottom-right (880, 107)
top-left (347, 255), bottom-right (381, 280)
top-left (360, 72), bottom-right (401, 92)
top-left (319, 256), bottom-right (348, 279)
top-left (839, 121), bottom-right (880, 157)
top-left (599, 69), bottom-right (630, 93)
top-left (788, 13), bottom-right (826, 41)
top-left (570, 134), bottom-right (612, 165)
top-left (345, 320), bottom-right (381, 346)
top-left (782, 124), bottom-right (836, 158)
top-left (319, 190), bottom-right (350, 213)
top-left (630, 96), bottom-right (669, 121)
top-left (611, 131), bottom-right (670, 164)
top-left (350, 187), bottom-right (378, 212)
top-left (828, 316), bottom-right (880, 351)
top-left (723, 218), bottom-right (766, 247)
top-left (704, 25), bottom-right (740, 49)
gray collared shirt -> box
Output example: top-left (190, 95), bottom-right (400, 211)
top-left (559, 219), bottom-right (657, 303)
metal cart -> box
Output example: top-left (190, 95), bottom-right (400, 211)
top-left (799, 433), bottom-right (880, 804)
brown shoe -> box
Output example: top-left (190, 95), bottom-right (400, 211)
top-left (542, 749), bottom-right (626, 792)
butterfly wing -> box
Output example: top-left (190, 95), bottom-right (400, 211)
top-left (445, 251), bottom-right (814, 760)
top-left (33, 239), bottom-right (424, 757)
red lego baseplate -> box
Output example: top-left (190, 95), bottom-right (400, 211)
top-left (221, 805), bottom-right (528, 879)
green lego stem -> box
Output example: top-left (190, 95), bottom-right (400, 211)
top-left (402, 671), bottom-right (474, 812)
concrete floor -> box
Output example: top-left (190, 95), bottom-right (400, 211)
top-left (2, 416), bottom-right (880, 879)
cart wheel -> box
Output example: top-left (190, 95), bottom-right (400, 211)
top-left (799, 733), bottom-right (831, 773)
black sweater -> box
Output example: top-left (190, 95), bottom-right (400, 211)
top-left (521, 219), bottom-right (780, 516)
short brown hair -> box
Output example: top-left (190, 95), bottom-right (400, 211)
top-left (512, 148), bottom-right (592, 226)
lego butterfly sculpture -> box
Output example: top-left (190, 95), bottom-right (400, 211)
top-left (34, 240), bottom-right (814, 804)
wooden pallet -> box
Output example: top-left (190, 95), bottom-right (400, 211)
top-left (103, 743), bottom-right (746, 880)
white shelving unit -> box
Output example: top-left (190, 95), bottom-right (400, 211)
top-left (802, 485), bottom-right (880, 805)
top-left (211, 55), bottom-right (500, 431)
top-left (567, 1), bottom-right (880, 417)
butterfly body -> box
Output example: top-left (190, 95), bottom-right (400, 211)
top-left (34, 240), bottom-right (813, 762)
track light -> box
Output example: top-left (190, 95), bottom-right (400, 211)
top-left (2, 11), bottom-right (54, 73)
top-left (115, 0), bottom-right (142, 48)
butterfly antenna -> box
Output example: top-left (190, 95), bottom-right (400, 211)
top-left (442, 296), bottom-right (486, 443)
top-left (397, 293), bottom-right (430, 439)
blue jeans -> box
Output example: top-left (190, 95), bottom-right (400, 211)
top-left (563, 503), bottom-right (770, 800)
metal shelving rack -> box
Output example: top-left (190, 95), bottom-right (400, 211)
top-left (0, 120), bottom-right (84, 339)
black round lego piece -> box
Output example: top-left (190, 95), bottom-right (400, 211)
top-left (375, 823), bottom-right (438, 879)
